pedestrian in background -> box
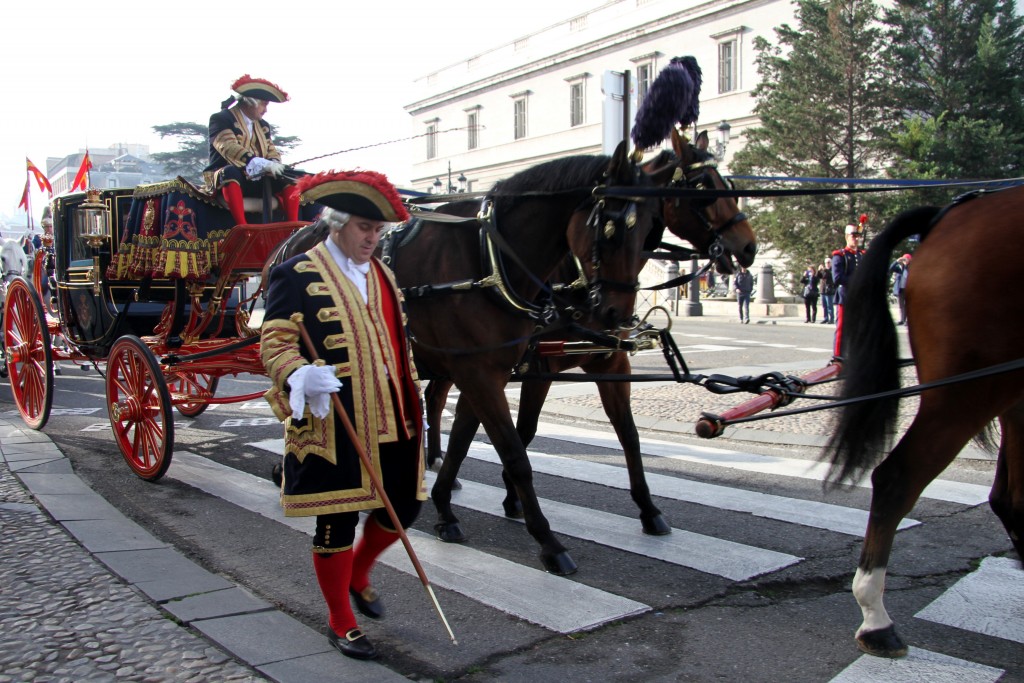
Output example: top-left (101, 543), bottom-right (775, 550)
top-left (734, 265), bottom-right (753, 324)
top-left (889, 253), bottom-right (911, 325)
top-left (819, 257), bottom-right (835, 324)
top-left (800, 263), bottom-right (820, 323)
top-left (832, 215), bottom-right (868, 357)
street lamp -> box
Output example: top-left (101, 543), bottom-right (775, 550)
top-left (432, 177), bottom-right (443, 194)
top-left (713, 120), bottom-right (731, 162)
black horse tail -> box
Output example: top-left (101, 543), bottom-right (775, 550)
top-left (823, 205), bottom-right (942, 485)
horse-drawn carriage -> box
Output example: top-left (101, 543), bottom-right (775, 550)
top-left (2, 180), bottom-right (310, 479)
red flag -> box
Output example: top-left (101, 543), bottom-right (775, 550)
top-left (70, 152), bottom-right (92, 193)
top-left (18, 177), bottom-right (30, 210)
top-left (26, 158), bottom-right (53, 197)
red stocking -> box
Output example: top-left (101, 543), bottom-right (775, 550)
top-left (351, 516), bottom-right (400, 593)
top-left (221, 183), bottom-right (248, 226)
top-left (276, 189), bottom-right (300, 222)
top-left (312, 550), bottom-right (357, 636)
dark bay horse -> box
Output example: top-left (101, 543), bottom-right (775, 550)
top-left (425, 129), bottom-right (757, 537)
top-left (824, 186), bottom-right (1024, 657)
top-left (391, 141), bottom-right (673, 574)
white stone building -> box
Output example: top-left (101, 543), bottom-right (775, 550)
top-left (404, 0), bottom-right (797, 193)
top-left (403, 0), bottom-right (797, 303)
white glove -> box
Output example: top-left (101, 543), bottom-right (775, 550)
top-left (288, 364), bottom-right (342, 420)
top-left (245, 157), bottom-right (285, 179)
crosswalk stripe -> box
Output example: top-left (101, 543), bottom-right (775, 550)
top-left (830, 646), bottom-right (1004, 682)
top-left (527, 421), bottom-right (989, 507)
top-left (558, 422), bottom-right (989, 506)
top-left (168, 450), bottom-right (649, 633)
top-left (440, 434), bottom-right (915, 536)
top-left (422, 470), bottom-right (801, 581)
top-left (915, 556), bottom-right (1024, 644)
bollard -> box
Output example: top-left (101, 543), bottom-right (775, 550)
top-left (755, 263), bottom-right (777, 304)
top-left (665, 260), bottom-right (680, 316)
top-left (681, 256), bottom-right (703, 316)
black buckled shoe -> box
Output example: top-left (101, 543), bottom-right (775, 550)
top-left (327, 628), bottom-right (378, 660)
top-left (350, 586), bottom-right (385, 619)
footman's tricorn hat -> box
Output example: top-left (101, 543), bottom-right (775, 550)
top-left (295, 171), bottom-right (410, 223)
top-left (231, 75), bottom-right (289, 103)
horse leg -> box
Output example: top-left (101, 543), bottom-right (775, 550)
top-left (594, 363), bottom-right (670, 535)
top-left (424, 379), bottom-right (453, 469)
top-left (501, 379), bottom-right (556, 520)
top-left (990, 402), bottom-right (1024, 559)
top-left (467, 380), bottom-right (576, 575)
top-left (853, 399), bottom-right (985, 658)
top-left (431, 392), bottom-right (480, 543)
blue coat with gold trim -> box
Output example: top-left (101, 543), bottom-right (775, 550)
top-left (260, 242), bottom-right (426, 517)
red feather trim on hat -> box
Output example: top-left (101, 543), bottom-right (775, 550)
top-left (296, 170), bottom-right (410, 223)
top-left (231, 74), bottom-right (290, 101)
top-left (858, 213), bottom-right (869, 226)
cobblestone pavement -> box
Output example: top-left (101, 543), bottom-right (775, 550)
top-left (0, 461), bottom-right (266, 683)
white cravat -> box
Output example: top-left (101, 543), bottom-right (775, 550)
top-left (326, 238), bottom-right (370, 303)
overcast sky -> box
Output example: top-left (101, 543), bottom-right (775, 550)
top-left (2, 0), bottom-right (600, 224)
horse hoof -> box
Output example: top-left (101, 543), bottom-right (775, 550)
top-left (434, 521), bottom-right (468, 543)
top-left (541, 551), bottom-right (578, 576)
top-left (641, 513), bottom-right (672, 536)
top-left (452, 478), bottom-right (463, 491)
top-left (503, 500), bottom-right (524, 519)
top-left (856, 625), bottom-right (908, 658)
top-left (270, 463), bottom-right (283, 487)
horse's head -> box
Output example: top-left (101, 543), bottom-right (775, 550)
top-left (657, 128), bottom-right (757, 274)
top-left (565, 141), bottom-right (660, 331)
top-left (0, 239), bottom-right (27, 281)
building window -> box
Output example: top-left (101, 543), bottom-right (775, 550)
top-left (570, 82), bottom-right (585, 127)
top-left (636, 62), bottom-right (653, 105)
top-left (467, 111), bottom-right (479, 150)
top-left (718, 40), bottom-right (736, 93)
top-left (570, 15), bottom-right (587, 32)
top-left (713, 28), bottom-right (746, 94)
top-left (513, 97), bottom-right (528, 139)
top-left (426, 122), bottom-right (437, 159)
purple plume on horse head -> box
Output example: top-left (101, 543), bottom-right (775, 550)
top-left (631, 56), bottom-right (703, 150)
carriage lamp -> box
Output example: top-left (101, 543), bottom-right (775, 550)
top-left (76, 189), bottom-right (109, 295)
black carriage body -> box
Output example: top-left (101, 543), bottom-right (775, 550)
top-left (50, 188), bottom-right (247, 358)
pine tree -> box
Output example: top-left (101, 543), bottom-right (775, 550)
top-left (730, 0), bottom-right (889, 286)
top-left (879, 0), bottom-right (1024, 203)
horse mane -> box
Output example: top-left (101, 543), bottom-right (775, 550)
top-left (490, 154), bottom-right (611, 214)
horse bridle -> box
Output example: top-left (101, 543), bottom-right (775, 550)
top-left (673, 158), bottom-right (748, 259)
top-left (579, 172), bottom-right (650, 312)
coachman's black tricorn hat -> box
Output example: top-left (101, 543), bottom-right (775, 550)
top-left (295, 171), bottom-right (410, 223)
top-left (231, 75), bottom-right (289, 103)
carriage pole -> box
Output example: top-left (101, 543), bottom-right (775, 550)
top-left (292, 317), bottom-right (458, 645)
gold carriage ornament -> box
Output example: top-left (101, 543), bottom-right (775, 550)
top-left (75, 188), bottom-right (109, 295)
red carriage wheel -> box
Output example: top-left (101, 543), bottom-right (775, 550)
top-left (169, 372), bottom-right (219, 418)
top-left (3, 277), bottom-right (53, 429)
top-left (105, 335), bottom-right (174, 481)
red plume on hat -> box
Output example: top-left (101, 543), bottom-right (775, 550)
top-left (858, 213), bottom-right (869, 228)
top-left (296, 170), bottom-right (409, 223)
top-left (231, 75), bottom-right (289, 103)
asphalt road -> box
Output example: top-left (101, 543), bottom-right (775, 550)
top-left (4, 318), bottom-right (1021, 682)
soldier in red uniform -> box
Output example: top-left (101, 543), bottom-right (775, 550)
top-left (260, 171), bottom-right (425, 661)
top-left (831, 213), bottom-right (868, 358)
top-left (204, 75), bottom-right (300, 226)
